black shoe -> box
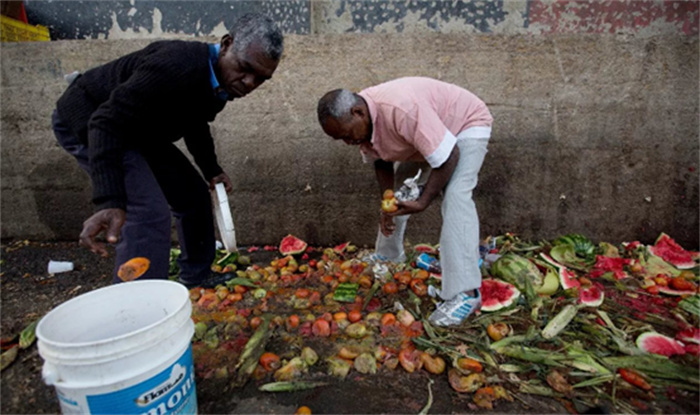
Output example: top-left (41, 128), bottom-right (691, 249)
top-left (180, 272), bottom-right (236, 289)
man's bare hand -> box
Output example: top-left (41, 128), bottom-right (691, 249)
top-left (388, 199), bottom-right (428, 217)
top-left (380, 211), bottom-right (397, 236)
top-left (210, 172), bottom-right (233, 192)
top-left (79, 208), bottom-right (126, 257)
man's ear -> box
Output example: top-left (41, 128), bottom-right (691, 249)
top-left (220, 34), bottom-right (233, 52)
top-left (350, 104), bottom-right (365, 118)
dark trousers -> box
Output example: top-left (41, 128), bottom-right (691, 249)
top-left (52, 110), bottom-right (215, 285)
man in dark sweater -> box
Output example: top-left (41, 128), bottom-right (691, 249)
top-left (52, 13), bottom-right (283, 287)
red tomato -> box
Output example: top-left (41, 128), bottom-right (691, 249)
top-left (312, 319), bottom-right (331, 337)
top-left (295, 288), bottom-right (310, 298)
top-left (382, 281), bottom-right (398, 294)
top-left (286, 314), bottom-right (300, 330)
top-left (259, 352), bottom-right (281, 371)
top-left (348, 309), bottom-right (362, 323)
top-left (410, 279), bottom-right (428, 297)
top-left (249, 316), bottom-right (262, 330)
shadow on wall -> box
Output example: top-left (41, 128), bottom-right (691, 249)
top-left (28, 157), bottom-right (92, 240)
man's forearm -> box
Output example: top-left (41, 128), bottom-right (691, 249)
top-left (374, 159), bottom-right (395, 196)
top-left (418, 145), bottom-right (460, 206)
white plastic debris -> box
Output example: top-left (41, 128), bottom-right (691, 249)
top-left (48, 261), bottom-right (74, 274)
top-left (395, 170), bottom-right (423, 202)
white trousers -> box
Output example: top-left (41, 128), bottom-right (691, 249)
top-left (375, 127), bottom-right (491, 300)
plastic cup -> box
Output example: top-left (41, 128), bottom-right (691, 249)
top-left (47, 261), bottom-right (74, 274)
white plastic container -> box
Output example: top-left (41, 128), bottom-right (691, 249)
top-left (36, 280), bottom-right (197, 414)
top-left (212, 182), bottom-right (237, 252)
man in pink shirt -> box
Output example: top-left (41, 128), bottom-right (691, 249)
top-left (317, 77), bottom-right (493, 327)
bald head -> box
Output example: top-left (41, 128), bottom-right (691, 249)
top-left (317, 89), bottom-right (362, 127)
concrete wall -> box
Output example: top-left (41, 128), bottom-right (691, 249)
top-left (2, 32), bottom-right (698, 248)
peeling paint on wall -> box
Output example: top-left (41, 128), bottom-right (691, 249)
top-left (25, 0), bottom-right (310, 39)
top-left (23, 0), bottom-right (698, 39)
top-left (528, 0), bottom-right (699, 36)
top-left (316, 0), bottom-right (510, 33)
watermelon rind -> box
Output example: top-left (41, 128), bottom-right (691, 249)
top-left (676, 327), bottom-right (700, 345)
top-left (649, 233), bottom-right (698, 270)
top-left (579, 285), bottom-right (604, 307)
top-left (635, 331), bottom-right (686, 357)
top-left (540, 253), bottom-right (580, 290)
top-left (554, 233), bottom-right (595, 258)
top-left (540, 253), bottom-right (564, 269)
top-left (490, 253), bottom-right (543, 292)
top-left (657, 286), bottom-right (697, 296)
top-left (414, 243), bottom-right (439, 255)
top-left (535, 270), bottom-right (559, 295)
top-left (279, 235), bottom-right (308, 256)
top-left (559, 268), bottom-right (581, 290)
top-left (481, 279), bottom-right (520, 312)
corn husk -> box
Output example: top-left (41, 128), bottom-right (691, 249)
top-left (678, 295), bottom-right (700, 316)
top-left (542, 304), bottom-right (578, 339)
top-left (572, 374), bottom-right (615, 388)
top-left (19, 320), bottom-right (38, 349)
top-left (603, 355), bottom-right (699, 385)
top-left (259, 381), bottom-right (326, 392)
top-left (0, 346), bottom-right (18, 371)
top-left (492, 345), bottom-right (566, 367)
top-left (233, 314), bottom-right (271, 387)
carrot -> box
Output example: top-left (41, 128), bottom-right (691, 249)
top-left (618, 368), bottom-right (652, 391)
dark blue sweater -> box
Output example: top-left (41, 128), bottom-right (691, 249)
top-left (56, 40), bottom-right (226, 211)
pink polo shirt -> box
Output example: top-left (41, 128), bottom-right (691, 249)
top-left (358, 77), bottom-right (492, 168)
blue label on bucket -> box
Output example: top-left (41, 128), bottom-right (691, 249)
top-left (86, 346), bottom-right (197, 415)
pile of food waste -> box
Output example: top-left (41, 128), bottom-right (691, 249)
top-left (182, 232), bottom-right (699, 413)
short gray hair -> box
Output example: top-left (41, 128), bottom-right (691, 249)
top-left (317, 89), bottom-right (360, 126)
top-left (230, 13), bottom-right (284, 61)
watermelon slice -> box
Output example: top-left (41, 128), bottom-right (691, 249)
top-left (333, 242), bottom-right (350, 253)
top-left (657, 286), bottom-right (697, 296)
top-left (685, 344), bottom-right (700, 356)
top-left (648, 233), bottom-right (699, 270)
top-left (589, 255), bottom-right (630, 280)
top-left (279, 235), bottom-right (308, 255)
top-left (414, 243), bottom-right (439, 256)
top-left (636, 332), bottom-right (686, 357)
top-left (540, 253), bottom-right (580, 289)
top-left (481, 279), bottom-right (520, 312)
top-left (579, 285), bottom-right (604, 307)
top-left (676, 327), bottom-right (700, 345)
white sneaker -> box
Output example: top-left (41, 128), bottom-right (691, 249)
top-left (362, 252), bottom-right (389, 263)
top-left (362, 252), bottom-right (407, 264)
top-left (428, 290), bottom-right (482, 327)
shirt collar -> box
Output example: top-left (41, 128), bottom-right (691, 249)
top-left (208, 43), bottom-right (231, 101)
top-left (358, 91), bottom-right (378, 146)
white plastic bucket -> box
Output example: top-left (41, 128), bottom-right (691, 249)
top-left (36, 280), bottom-right (197, 415)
